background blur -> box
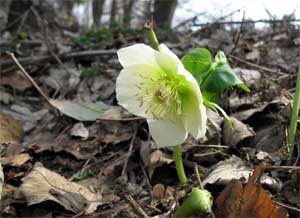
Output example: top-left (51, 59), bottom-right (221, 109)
top-left (1, 0), bottom-right (300, 33)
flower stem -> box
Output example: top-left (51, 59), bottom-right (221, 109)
top-left (144, 21), bottom-right (160, 51)
top-left (173, 188), bottom-right (212, 218)
top-left (173, 144), bottom-right (187, 185)
top-left (288, 66), bottom-right (300, 164)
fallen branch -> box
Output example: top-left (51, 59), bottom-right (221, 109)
top-left (193, 18), bottom-right (300, 26)
top-left (0, 49), bottom-right (117, 70)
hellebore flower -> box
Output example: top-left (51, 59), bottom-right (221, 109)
top-left (116, 43), bottom-right (207, 147)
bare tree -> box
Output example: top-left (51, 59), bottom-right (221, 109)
top-left (110, 0), bottom-right (117, 27)
top-left (0, 0), bottom-right (12, 31)
top-left (153, 0), bottom-right (177, 28)
top-left (123, 0), bottom-right (135, 27)
top-left (92, 0), bottom-right (105, 27)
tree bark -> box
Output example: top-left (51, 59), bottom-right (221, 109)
top-left (0, 0), bottom-right (12, 31)
top-left (92, 0), bottom-right (105, 28)
top-left (153, 0), bottom-right (177, 28)
top-left (123, 0), bottom-right (135, 27)
top-left (109, 0), bottom-right (117, 27)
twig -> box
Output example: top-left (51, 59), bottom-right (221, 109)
top-left (5, 52), bottom-right (52, 107)
top-left (123, 194), bottom-right (150, 218)
top-left (30, 6), bottom-right (71, 80)
top-left (230, 11), bottom-right (245, 55)
top-left (0, 49), bottom-right (116, 70)
top-left (266, 165), bottom-right (300, 171)
top-left (188, 143), bottom-right (230, 149)
top-left (194, 163), bottom-right (203, 189)
top-left (173, 12), bottom-right (206, 29)
top-left (273, 200), bottom-right (300, 213)
top-left (193, 151), bottom-right (223, 157)
top-left (193, 18), bottom-right (300, 26)
top-left (1, 10), bottom-right (30, 32)
top-left (139, 160), bottom-right (152, 198)
top-left (229, 54), bottom-right (285, 74)
top-left (121, 127), bottom-right (138, 178)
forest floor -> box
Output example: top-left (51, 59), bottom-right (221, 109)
top-left (0, 16), bottom-right (300, 218)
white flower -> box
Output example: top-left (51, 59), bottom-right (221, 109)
top-left (116, 43), bottom-right (207, 147)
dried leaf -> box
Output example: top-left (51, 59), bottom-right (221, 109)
top-left (140, 141), bottom-right (173, 178)
top-left (0, 112), bottom-right (23, 143)
top-left (50, 99), bottom-right (126, 121)
top-left (19, 163), bottom-right (102, 214)
top-left (70, 122), bottom-right (89, 139)
top-left (0, 153), bottom-right (30, 167)
top-left (216, 163), bottom-right (288, 218)
top-left (0, 70), bottom-right (32, 91)
top-left (223, 117), bottom-right (255, 147)
top-left (202, 156), bottom-right (282, 192)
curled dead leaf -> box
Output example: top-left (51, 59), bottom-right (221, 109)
top-left (216, 163), bottom-right (287, 218)
top-left (18, 163), bottom-right (102, 214)
top-left (223, 117), bottom-right (255, 147)
top-left (202, 156), bottom-right (282, 192)
top-left (140, 141), bottom-right (173, 178)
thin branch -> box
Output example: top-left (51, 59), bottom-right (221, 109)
top-left (122, 194), bottom-right (150, 218)
top-left (193, 18), bottom-right (300, 26)
top-left (230, 11), bottom-right (246, 55)
top-left (229, 54), bottom-right (285, 74)
top-left (121, 127), bottom-right (138, 178)
top-left (0, 49), bottom-right (116, 70)
top-left (5, 52), bottom-right (52, 107)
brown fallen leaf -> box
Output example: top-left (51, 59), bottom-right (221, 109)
top-left (223, 117), bottom-right (255, 147)
top-left (216, 163), bottom-right (288, 218)
top-left (202, 155), bottom-right (282, 192)
top-left (139, 141), bottom-right (173, 178)
top-left (0, 70), bottom-right (32, 91)
top-left (0, 153), bottom-right (31, 167)
top-left (18, 163), bottom-right (102, 214)
top-left (0, 112), bottom-right (23, 144)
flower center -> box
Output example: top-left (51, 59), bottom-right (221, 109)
top-left (136, 75), bottom-right (182, 119)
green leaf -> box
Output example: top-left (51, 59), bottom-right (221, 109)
top-left (71, 169), bottom-right (94, 181)
top-left (201, 64), bottom-right (249, 94)
top-left (181, 48), bottom-right (212, 81)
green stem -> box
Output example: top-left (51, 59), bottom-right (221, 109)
top-left (173, 188), bottom-right (212, 218)
top-left (144, 22), bottom-right (187, 185)
top-left (173, 144), bottom-right (187, 185)
top-left (144, 21), bottom-right (160, 51)
top-left (288, 66), bottom-right (300, 164)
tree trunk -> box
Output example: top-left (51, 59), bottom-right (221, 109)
top-left (153, 0), bottom-right (177, 28)
top-left (0, 0), bottom-right (12, 31)
top-left (123, 0), bottom-right (135, 27)
top-left (109, 0), bottom-right (116, 27)
top-left (92, 0), bottom-right (105, 28)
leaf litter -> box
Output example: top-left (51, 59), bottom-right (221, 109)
top-left (0, 11), bottom-right (299, 218)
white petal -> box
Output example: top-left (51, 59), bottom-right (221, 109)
top-left (180, 84), bottom-right (207, 139)
top-left (154, 44), bottom-right (180, 75)
top-left (191, 103), bottom-right (207, 139)
top-left (117, 43), bottom-right (159, 68)
top-left (116, 65), bottom-right (153, 117)
top-left (177, 62), bottom-right (201, 94)
top-left (148, 119), bottom-right (187, 148)
top-left (160, 43), bottom-right (180, 62)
